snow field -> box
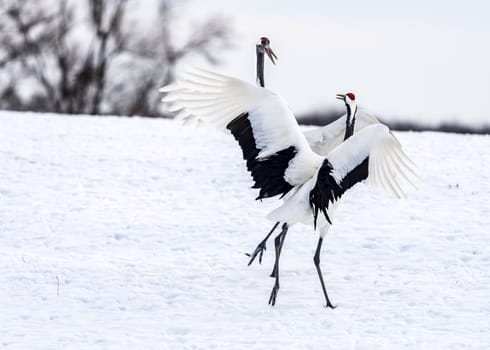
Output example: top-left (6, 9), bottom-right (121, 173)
top-left (0, 112), bottom-right (489, 349)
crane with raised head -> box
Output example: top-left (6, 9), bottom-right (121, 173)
top-left (160, 67), bottom-right (417, 308)
top-left (255, 36), bottom-right (277, 88)
top-left (246, 38), bottom-right (382, 284)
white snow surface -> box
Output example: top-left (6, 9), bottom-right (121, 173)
top-left (1, 111), bottom-right (489, 349)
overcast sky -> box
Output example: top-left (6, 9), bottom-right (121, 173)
top-left (176, 0), bottom-right (490, 126)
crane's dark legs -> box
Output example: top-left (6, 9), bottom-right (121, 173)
top-left (268, 223), bottom-right (288, 306)
top-left (314, 237), bottom-right (336, 309)
top-left (270, 227), bottom-right (287, 278)
top-left (246, 222), bottom-right (280, 265)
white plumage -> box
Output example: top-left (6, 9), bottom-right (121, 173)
top-left (160, 66), bottom-right (418, 308)
top-left (161, 67), bottom-right (325, 188)
top-left (303, 110), bottom-right (380, 155)
top-left (161, 67), bottom-right (416, 205)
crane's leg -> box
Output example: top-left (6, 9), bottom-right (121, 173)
top-left (270, 227), bottom-right (287, 278)
top-left (246, 221), bottom-right (280, 266)
top-left (314, 237), bottom-right (336, 309)
top-left (268, 223), bottom-right (288, 306)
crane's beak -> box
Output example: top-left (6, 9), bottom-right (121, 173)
top-left (265, 46), bottom-right (278, 65)
top-left (336, 94), bottom-right (346, 100)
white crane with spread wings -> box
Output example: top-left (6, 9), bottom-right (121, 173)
top-left (160, 66), bottom-right (417, 308)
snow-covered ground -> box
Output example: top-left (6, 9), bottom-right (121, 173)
top-left (0, 111), bottom-right (489, 349)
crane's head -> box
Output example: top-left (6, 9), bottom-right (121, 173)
top-left (336, 92), bottom-right (356, 105)
top-left (258, 36), bottom-right (278, 65)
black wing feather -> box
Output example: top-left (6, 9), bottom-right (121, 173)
top-left (309, 158), bottom-right (369, 228)
top-left (227, 113), bottom-right (296, 200)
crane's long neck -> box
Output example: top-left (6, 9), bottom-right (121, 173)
top-left (256, 44), bottom-right (265, 87)
top-left (343, 103), bottom-right (357, 141)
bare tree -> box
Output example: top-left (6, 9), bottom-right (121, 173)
top-left (106, 1), bottom-right (231, 116)
top-left (0, 0), bottom-right (231, 116)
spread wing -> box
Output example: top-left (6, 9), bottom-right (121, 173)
top-left (160, 67), bottom-right (324, 200)
top-left (310, 124), bottom-right (418, 226)
top-left (303, 110), bottom-right (380, 155)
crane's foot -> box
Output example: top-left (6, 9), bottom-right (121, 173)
top-left (268, 281), bottom-right (280, 306)
top-left (325, 301), bottom-right (337, 309)
top-left (245, 241), bottom-right (267, 266)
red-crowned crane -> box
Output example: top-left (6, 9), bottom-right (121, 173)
top-left (160, 67), bottom-right (417, 308)
top-left (245, 36), bottom-right (283, 274)
top-left (255, 37), bottom-right (277, 88)
top-left (247, 38), bottom-right (383, 285)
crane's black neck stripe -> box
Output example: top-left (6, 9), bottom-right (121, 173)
top-left (227, 112), bottom-right (296, 200)
top-left (256, 44), bottom-right (265, 88)
top-left (344, 104), bottom-right (357, 141)
top-left (346, 103), bottom-right (351, 118)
